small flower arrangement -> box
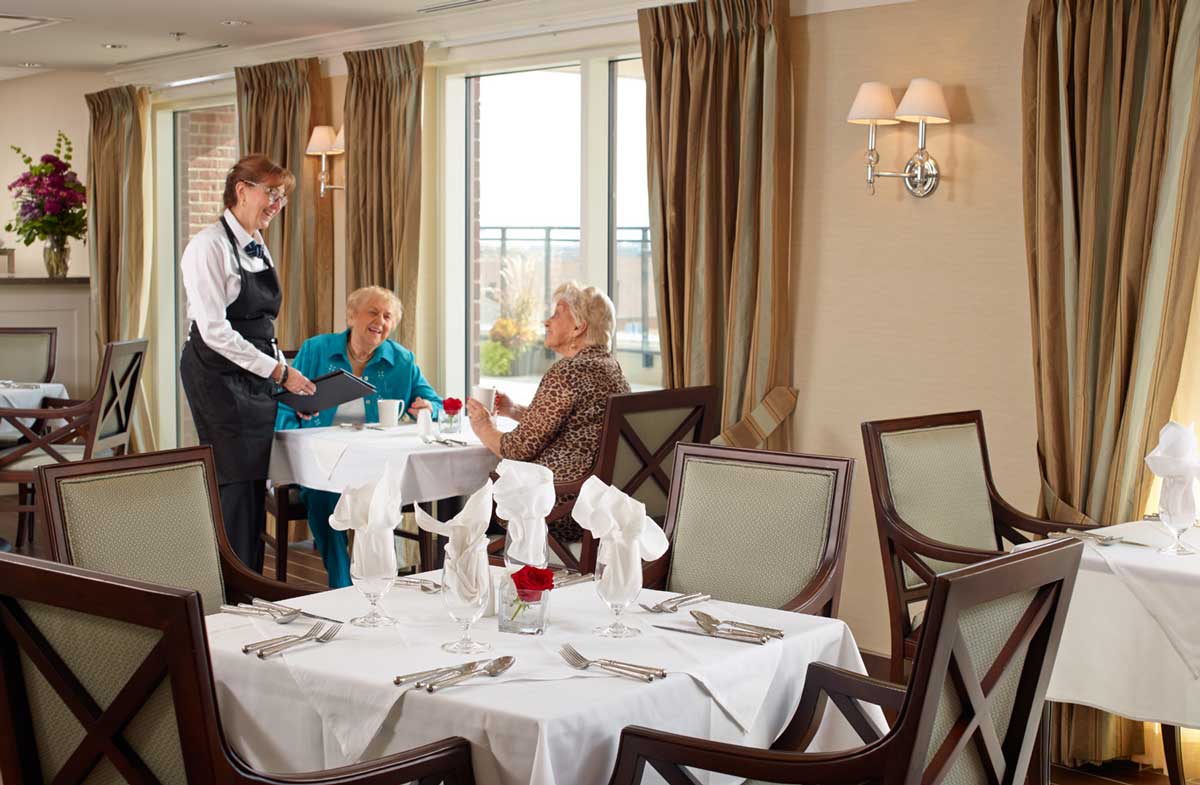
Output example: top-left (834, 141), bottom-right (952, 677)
top-left (503, 565), bottom-right (554, 632)
top-left (442, 397), bottom-right (463, 416)
top-left (4, 132), bottom-right (87, 247)
top-left (440, 397), bottom-right (464, 435)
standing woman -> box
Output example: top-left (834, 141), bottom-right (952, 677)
top-left (180, 154), bottom-right (316, 570)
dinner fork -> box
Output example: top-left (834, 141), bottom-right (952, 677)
top-left (559, 646), bottom-right (653, 681)
top-left (638, 593), bottom-right (710, 614)
top-left (560, 643), bottom-right (666, 679)
top-left (257, 623), bottom-right (326, 658)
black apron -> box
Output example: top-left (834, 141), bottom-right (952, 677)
top-left (180, 217), bottom-right (282, 485)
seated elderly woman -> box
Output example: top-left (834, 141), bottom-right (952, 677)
top-left (468, 282), bottom-right (630, 541)
top-left (277, 285), bottom-right (440, 587)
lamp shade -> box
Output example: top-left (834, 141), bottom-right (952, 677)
top-left (306, 125), bottom-right (337, 155)
top-left (847, 82), bottom-right (899, 125)
top-left (330, 126), bottom-right (345, 154)
top-left (895, 78), bottom-right (950, 123)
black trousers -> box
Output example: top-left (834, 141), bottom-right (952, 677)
top-left (219, 480), bottom-right (266, 572)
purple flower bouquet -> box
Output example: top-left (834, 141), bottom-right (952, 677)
top-left (4, 131), bottom-right (87, 276)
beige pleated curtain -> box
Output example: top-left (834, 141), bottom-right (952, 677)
top-left (86, 84), bottom-right (155, 451)
top-left (343, 43), bottom-right (424, 349)
top-left (235, 58), bottom-right (334, 348)
top-left (639, 0), bottom-right (795, 449)
top-left (1023, 0), bottom-right (1200, 766)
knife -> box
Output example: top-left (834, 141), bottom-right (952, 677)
top-left (651, 624), bottom-right (767, 645)
top-left (252, 598), bottom-right (345, 625)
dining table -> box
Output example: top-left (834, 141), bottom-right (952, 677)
top-left (206, 570), bottom-right (885, 785)
top-left (0, 380), bottom-right (68, 552)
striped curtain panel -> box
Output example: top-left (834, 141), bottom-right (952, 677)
top-left (1023, 0), bottom-right (1200, 766)
top-left (343, 43), bottom-right (424, 349)
top-left (639, 0), bottom-right (796, 450)
top-left (235, 58), bottom-right (335, 348)
top-left (86, 85), bottom-right (155, 451)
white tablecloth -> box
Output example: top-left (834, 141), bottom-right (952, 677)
top-left (1043, 522), bottom-right (1200, 728)
top-left (0, 381), bottom-right (67, 438)
top-left (268, 422), bottom-right (505, 499)
top-left (208, 573), bottom-right (883, 785)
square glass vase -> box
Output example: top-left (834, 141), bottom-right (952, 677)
top-left (498, 574), bottom-right (549, 635)
top-left (439, 411), bottom-right (462, 435)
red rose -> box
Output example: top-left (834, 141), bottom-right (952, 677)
top-left (442, 397), bottom-right (463, 415)
top-left (511, 565), bottom-right (555, 602)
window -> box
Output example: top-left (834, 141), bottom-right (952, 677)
top-left (458, 56), bottom-right (659, 405)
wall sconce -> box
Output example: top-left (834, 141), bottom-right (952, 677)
top-left (306, 125), bottom-right (344, 197)
top-left (847, 78), bottom-right (950, 198)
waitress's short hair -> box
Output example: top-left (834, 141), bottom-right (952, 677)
top-left (223, 154), bottom-right (296, 209)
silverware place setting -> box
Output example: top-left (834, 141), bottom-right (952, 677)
top-left (639, 592), bottom-right (710, 614)
top-left (426, 655), bottom-right (515, 692)
top-left (558, 643), bottom-right (665, 681)
top-left (689, 610), bottom-right (784, 639)
top-left (252, 597), bottom-right (345, 624)
top-left (552, 572), bottom-right (594, 589)
top-left (651, 620), bottom-right (770, 645)
top-left (220, 603), bottom-right (301, 624)
top-left (395, 576), bottom-right (441, 593)
top-left (256, 622), bottom-right (343, 658)
top-left (395, 659), bottom-right (490, 687)
top-left (242, 623), bottom-right (323, 655)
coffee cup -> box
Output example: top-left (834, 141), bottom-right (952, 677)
top-left (470, 385), bottom-right (496, 413)
top-left (379, 399), bottom-right (404, 428)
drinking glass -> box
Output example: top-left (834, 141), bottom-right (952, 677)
top-left (593, 561), bottom-right (640, 638)
top-left (503, 528), bottom-right (548, 571)
top-left (1159, 506), bottom-right (1195, 556)
top-left (442, 558), bottom-right (493, 653)
top-left (350, 564), bottom-right (398, 628)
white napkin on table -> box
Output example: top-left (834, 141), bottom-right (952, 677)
top-left (329, 462), bottom-right (403, 578)
top-left (493, 459), bottom-right (554, 567)
top-left (571, 476), bottom-right (669, 606)
top-left (415, 481), bottom-right (494, 605)
top-left (1145, 421), bottom-right (1200, 528)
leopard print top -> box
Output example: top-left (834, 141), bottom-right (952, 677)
top-left (499, 344), bottom-right (630, 485)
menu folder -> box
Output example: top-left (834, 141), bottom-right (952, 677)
top-left (272, 369), bottom-right (376, 413)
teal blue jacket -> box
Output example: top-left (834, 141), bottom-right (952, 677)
top-left (275, 329), bottom-right (441, 430)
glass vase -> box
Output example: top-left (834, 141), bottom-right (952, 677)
top-left (439, 411), bottom-right (462, 434)
top-left (498, 574), bottom-right (549, 635)
top-left (43, 237), bottom-right (69, 278)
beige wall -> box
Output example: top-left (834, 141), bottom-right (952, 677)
top-left (790, 0), bottom-right (1038, 654)
top-left (0, 70), bottom-right (115, 276)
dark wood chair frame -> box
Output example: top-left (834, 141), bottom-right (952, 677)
top-left (0, 326), bottom-right (57, 383)
top-left (642, 442), bottom-right (854, 618)
top-left (488, 385), bottom-right (721, 573)
top-left (35, 445), bottom-right (310, 604)
top-left (263, 350), bottom-right (304, 582)
top-left (604, 540), bottom-right (1084, 785)
top-left (0, 551), bottom-right (476, 785)
top-left (0, 338), bottom-right (147, 549)
top-left (860, 409), bottom-right (1093, 684)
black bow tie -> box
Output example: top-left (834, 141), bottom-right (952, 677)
top-left (243, 241), bottom-right (266, 260)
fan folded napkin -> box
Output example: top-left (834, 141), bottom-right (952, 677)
top-left (571, 476), bottom-right (669, 606)
top-left (493, 459), bottom-right (554, 567)
top-left (329, 463), bottom-right (404, 579)
top-left (1145, 421), bottom-right (1200, 528)
top-left (416, 480), bottom-right (494, 605)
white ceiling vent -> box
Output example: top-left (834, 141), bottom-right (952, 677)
top-left (117, 43), bottom-right (231, 67)
top-left (416, 0), bottom-right (491, 14)
top-left (0, 14), bottom-right (72, 34)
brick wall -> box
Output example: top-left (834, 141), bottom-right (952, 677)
top-left (175, 107), bottom-right (238, 250)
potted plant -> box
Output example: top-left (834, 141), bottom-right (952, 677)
top-left (4, 131), bottom-right (87, 278)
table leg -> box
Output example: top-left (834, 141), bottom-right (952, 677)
top-left (1163, 724), bottom-right (1186, 785)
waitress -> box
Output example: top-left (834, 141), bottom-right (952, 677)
top-left (180, 153), bottom-right (316, 571)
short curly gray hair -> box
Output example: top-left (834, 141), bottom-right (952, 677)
top-left (553, 281), bottom-right (615, 349)
top-left (346, 286), bottom-right (403, 322)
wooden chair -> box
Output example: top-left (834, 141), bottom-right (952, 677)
top-left (605, 540), bottom-right (1084, 785)
top-left (0, 551), bottom-right (476, 785)
top-left (35, 445), bottom-right (309, 610)
top-left (0, 326), bottom-right (57, 383)
top-left (0, 338), bottom-right (146, 548)
top-left (861, 410), bottom-right (1090, 683)
top-left (263, 350), bottom-right (304, 581)
top-left (642, 443), bottom-right (853, 617)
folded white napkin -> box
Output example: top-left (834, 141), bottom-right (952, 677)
top-left (571, 476), bottom-right (669, 606)
top-left (493, 459), bottom-right (554, 567)
top-left (329, 462), bottom-right (403, 579)
top-left (1145, 421), bottom-right (1200, 528)
top-left (416, 481), bottom-right (494, 605)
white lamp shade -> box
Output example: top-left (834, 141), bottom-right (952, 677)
top-left (847, 82), bottom-right (899, 125)
top-left (306, 125), bottom-right (337, 155)
top-left (330, 126), bottom-right (345, 154)
top-left (895, 78), bottom-right (950, 123)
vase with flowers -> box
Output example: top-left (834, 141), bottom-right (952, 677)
top-left (498, 565), bottom-right (554, 635)
top-left (440, 397), bottom-right (463, 434)
top-left (4, 132), bottom-right (87, 278)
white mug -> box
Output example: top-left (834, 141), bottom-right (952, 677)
top-left (416, 407), bottom-right (434, 437)
top-left (470, 385), bottom-right (497, 413)
top-left (378, 399), bottom-right (404, 428)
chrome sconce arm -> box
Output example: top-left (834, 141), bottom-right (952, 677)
top-left (861, 120), bottom-right (940, 198)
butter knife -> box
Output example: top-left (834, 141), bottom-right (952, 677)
top-left (651, 624), bottom-right (767, 645)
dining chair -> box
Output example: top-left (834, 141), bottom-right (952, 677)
top-left (644, 442), bottom-right (853, 617)
top-left (0, 551), bottom-right (477, 785)
top-left (605, 540), bottom-right (1084, 785)
top-left (861, 409), bottom-right (1091, 683)
top-left (263, 350), bottom-right (304, 581)
top-left (0, 338), bottom-right (146, 548)
top-left (35, 445), bottom-right (309, 611)
top-left (0, 325), bottom-right (57, 384)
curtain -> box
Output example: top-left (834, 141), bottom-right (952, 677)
top-left (86, 85), bottom-right (155, 451)
top-left (344, 43), bottom-right (424, 349)
top-left (235, 57), bottom-right (334, 348)
top-left (639, 0), bottom-right (795, 449)
top-left (1023, 0), bottom-right (1200, 766)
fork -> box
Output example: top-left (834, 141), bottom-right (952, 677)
top-left (248, 623), bottom-right (322, 656)
top-left (559, 646), bottom-right (653, 682)
top-left (560, 643), bottom-right (666, 679)
top-left (220, 604), bottom-right (300, 624)
top-left (396, 577), bottom-right (442, 593)
top-left (257, 623), bottom-right (326, 658)
top-left (639, 593), bottom-right (709, 614)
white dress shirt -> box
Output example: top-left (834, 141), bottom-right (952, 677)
top-left (180, 209), bottom-right (282, 379)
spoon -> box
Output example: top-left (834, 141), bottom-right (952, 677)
top-left (690, 610), bottom-right (784, 639)
top-left (427, 655), bottom-right (515, 692)
top-left (692, 615), bottom-right (769, 644)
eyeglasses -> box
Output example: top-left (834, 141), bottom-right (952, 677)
top-left (244, 181), bottom-right (288, 207)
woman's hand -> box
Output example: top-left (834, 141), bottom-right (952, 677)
top-left (408, 397), bottom-right (433, 416)
top-left (466, 398), bottom-right (493, 430)
top-left (494, 390), bottom-right (524, 420)
top-left (282, 366), bottom-right (316, 396)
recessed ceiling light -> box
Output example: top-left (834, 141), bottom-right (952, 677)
top-left (102, 43), bottom-right (127, 49)
top-left (19, 62), bottom-right (42, 68)
top-left (221, 19), bottom-right (250, 26)
top-left (168, 32), bottom-right (187, 41)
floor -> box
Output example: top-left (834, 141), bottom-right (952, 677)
top-left (0, 501), bottom-right (1180, 785)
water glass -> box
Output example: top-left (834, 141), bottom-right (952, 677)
top-left (442, 559), bottom-right (493, 653)
top-left (350, 568), bottom-right (397, 627)
top-left (1159, 507), bottom-right (1195, 556)
top-left (593, 561), bottom-right (640, 638)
